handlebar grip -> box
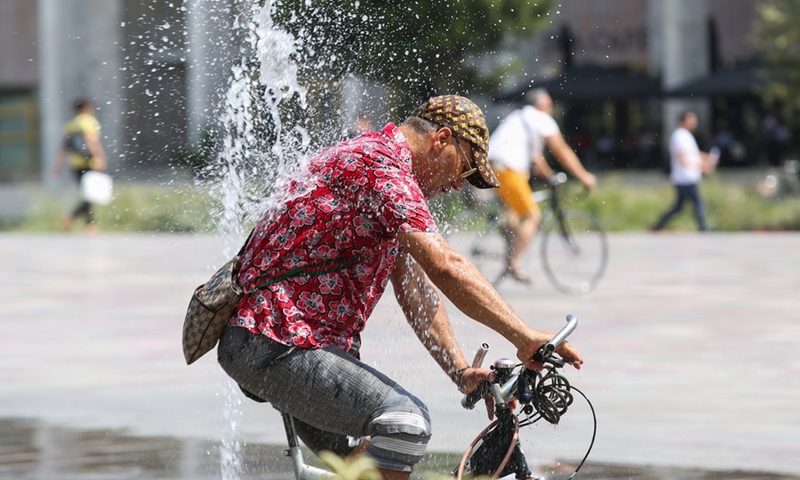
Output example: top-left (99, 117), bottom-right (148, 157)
top-left (471, 343), bottom-right (489, 369)
top-left (461, 380), bottom-right (492, 410)
top-left (548, 172), bottom-right (568, 186)
top-left (536, 314), bottom-right (579, 361)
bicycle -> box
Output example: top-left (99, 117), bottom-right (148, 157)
top-left (452, 173), bottom-right (608, 295)
top-left (279, 314), bottom-right (596, 480)
top-left (757, 158), bottom-right (800, 199)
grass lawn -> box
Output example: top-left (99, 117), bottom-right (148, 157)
top-left (3, 172), bottom-right (800, 233)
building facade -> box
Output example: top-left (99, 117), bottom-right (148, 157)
top-left (0, 0), bottom-right (766, 187)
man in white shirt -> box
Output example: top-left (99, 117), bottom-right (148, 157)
top-left (651, 110), bottom-right (716, 232)
top-left (487, 89), bottom-right (596, 284)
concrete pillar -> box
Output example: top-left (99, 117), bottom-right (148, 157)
top-left (39, 0), bottom-right (80, 188)
top-left (650, 0), bottom-right (712, 146)
top-left (84, 0), bottom-right (124, 175)
top-left (186, 0), bottom-right (238, 145)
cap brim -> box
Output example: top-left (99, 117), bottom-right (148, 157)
top-left (466, 149), bottom-right (500, 189)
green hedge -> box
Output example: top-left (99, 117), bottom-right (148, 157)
top-left (7, 182), bottom-right (216, 233)
top-left (5, 174), bottom-right (800, 233)
top-left (437, 173), bottom-right (800, 233)
top-left (575, 174), bottom-right (800, 232)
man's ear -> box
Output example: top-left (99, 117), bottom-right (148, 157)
top-left (433, 128), bottom-right (452, 152)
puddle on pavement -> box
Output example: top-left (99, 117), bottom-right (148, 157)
top-left (1, 418), bottom-right (797, 480)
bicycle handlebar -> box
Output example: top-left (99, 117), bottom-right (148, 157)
top-left (535, 313), bottom-right (578, 362)
top-left (547, 172), bottom-right (568, 187)
top-left (461, 314), bottom-right (579, 410)
top-left (471, 342), bottom-right (490, 368)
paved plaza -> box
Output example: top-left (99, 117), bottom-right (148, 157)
top-left (1, 231), bottom-right (799, 478)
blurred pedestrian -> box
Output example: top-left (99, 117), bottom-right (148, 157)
top-left (761, 112), bottom-right (790, 168)
top-left (651, 110), bottom-right (717, 232)
top-left (488, 88), bottom-right (596, 284)
top-left (345, 112), bottom-right (375, 139)
top-left (53, 98), bottom-right (108, 233)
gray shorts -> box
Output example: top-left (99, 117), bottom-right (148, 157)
top-left (217, 325), bottom-right (431, 472)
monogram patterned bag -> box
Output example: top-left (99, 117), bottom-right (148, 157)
top-left (182, 230), bottom-right (254, 365)
top-left (182, 256), bottom-right (245, 365)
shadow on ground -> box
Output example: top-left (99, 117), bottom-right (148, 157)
top-left (1, 418), bottom-right (797, 480)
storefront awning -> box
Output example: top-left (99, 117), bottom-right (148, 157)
top-left (495, 65), bottom-right (663, 102)
top-left (668, 60), bottom-right (767, 97)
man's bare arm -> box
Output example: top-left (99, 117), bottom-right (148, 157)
top-left (86, 135), bottom-right (107, 171)
top-left (391, 250), bottom-right (498, 393)
top-left (545, 133), bottom-right (596, 190)
top-left (531, 153), bottom-right (554, 179)
top-left (394, 231), bottom-right (583, 369)
top-left (391, 250), bottom-right (467, 381)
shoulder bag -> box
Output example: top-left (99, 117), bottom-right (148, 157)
top-left (182, 231), bottom-right (253, 365)
top-left (182, 230), bottom-right (363, 365)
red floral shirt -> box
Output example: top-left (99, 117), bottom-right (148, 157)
top-left (233, 124), bottom-right (438, 353)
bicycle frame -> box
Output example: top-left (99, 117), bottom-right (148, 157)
top-left (538, 173), bottom-right (572, 236)
top-left (468, 172), bottom-right (567, 241)
top-left (282, 413), bottom-right (337, 480)
top-left (279, 315), bottom-right (588, 480)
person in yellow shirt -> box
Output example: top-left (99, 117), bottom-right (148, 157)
top-left (53, 98), bottom-right (108, 233)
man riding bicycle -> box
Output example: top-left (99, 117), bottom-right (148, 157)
top-left (216, 95), bottom-right (584, 480)
top-left (488, 89), bottom-right (597, 284)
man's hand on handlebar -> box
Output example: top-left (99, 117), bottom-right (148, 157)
top-left (459, 368), bottom-right (511, 420)
top-left (458, 367), bottom-right (494, 395)
top-left (461, 315), bottom-right (584, 420)
top-left (516, 330), bottom-right (584, 371)
top-left (581, 172), bottom-right (598, 192)
top-left (554, 341), bottom-right (583, 368)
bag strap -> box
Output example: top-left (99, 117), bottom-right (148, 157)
top-left (236, 227), bottom-right (362, 294)
top-left (228, 228), bottom-right (255, 291)
top-left (518, 108), bottom-right (536, 166)
top-left (238, 228), bottom-right (256, 256)
top-left (243, 255), bottom-right (362, 293)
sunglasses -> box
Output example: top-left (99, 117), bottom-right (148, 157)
top-left (453, 137), bottom-right (478, 179)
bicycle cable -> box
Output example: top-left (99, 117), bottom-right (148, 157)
top-left (456, 414), bottom-right (520, 480)
top-left (566, 386), bottom-right (597, 479)
top-left (516, 364), bottom-right (598, 479)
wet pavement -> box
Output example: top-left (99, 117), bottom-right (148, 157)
top-left (1, 232), bottom-right (799, 479)
top-left (1, 418), bottom-right (797, 480)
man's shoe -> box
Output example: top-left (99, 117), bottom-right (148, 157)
top-left (498, 265), bottom-right (532, 285)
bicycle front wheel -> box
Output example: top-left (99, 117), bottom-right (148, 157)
top-left (540, 209), bottom-right (608, 294)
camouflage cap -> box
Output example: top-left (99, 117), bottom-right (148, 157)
top-left (412, 95), bottom-right (500, 189)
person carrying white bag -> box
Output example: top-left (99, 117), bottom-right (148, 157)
top-left (53, 98), bottom-right (111, 233)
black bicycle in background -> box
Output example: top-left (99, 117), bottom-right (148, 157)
top-left (451, 173), bottom-right (608, 295)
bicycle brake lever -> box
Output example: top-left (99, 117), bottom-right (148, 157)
top-left (546, 353), bottom-right (567, 368)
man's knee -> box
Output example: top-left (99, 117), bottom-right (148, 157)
top-left (524, 208), bottom-right (542, 225)
top-left (366, 388), bottom-right (431, 472)
top-left (515, 206), bottom-right (541, 228)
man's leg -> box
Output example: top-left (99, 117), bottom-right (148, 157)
top-left (687, 183), bottom-right (708, 231)
top-left (495, 168), bottom-right (540, 283)
top-left (218, 326), bottom-right (430, 477)
top-left (504, 208), bottom-right (540, 281)
top-left (67, 168), bottom-right (97, 232)
top-left (652, 184), bottom-right (687, 231)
